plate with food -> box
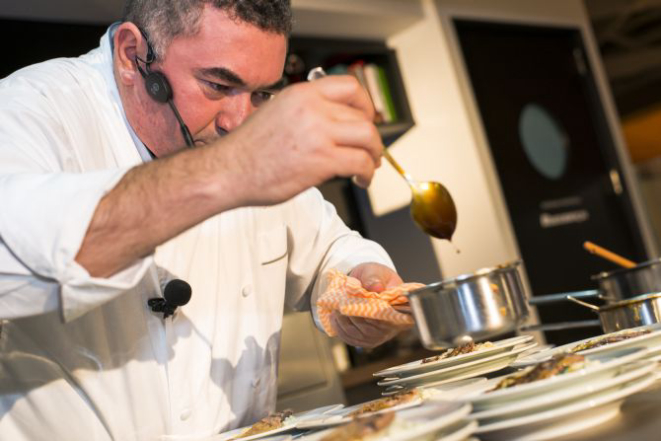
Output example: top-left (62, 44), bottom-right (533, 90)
top-left (474, 371), bottom-right (655, 440)
top-left (298, 401), bottom-right (472, 441)
top-left (463, 346), bottom-right (648, 411)
top-left (512, 325), bottom-right (661, 367)
top-left (215, 410), bottom-right (297, 441)
top-left (381, 376), bottom-right (488, 397)
top-left (373, 336), bottom-right (534, 378)
top-left (293, 404), bottom-right (345, 423)
top-left (376, 341), bottom-right (537, 388)
top-left (470, 359), bottom-right (656, 420)
top-left (295, 391), bottom-right (423, 430)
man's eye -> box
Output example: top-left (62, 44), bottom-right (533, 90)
top-left (205, 81), bottom-right (231, 93)
top-left (251, 90), bottom-right (274, 107)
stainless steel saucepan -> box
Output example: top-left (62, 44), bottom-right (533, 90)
top-left (408, 261), bottom-right (530, 350)
top-left (592, 258), bottom-right (661, 301)
top-left (567, 293), bottom-right (661, 333)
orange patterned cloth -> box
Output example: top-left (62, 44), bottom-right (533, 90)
top-left (316, 269), bottom-right (425, 337)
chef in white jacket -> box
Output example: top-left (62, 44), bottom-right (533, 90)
top-left (0, 0), bottom-right (411, 440)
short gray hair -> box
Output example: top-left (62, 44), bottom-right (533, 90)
top-left (123, 0), bottom-right (293, 59)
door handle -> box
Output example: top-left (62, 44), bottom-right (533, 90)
top-left (609, 169), bottom-right (623, 195)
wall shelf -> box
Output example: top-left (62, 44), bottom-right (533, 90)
top-left (288, 36), bottom-right (415, 146)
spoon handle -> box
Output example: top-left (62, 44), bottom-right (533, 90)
top-left (382, 149), bottom-right (413, 183)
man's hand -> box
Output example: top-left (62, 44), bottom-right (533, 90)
top-left (331, 263), bottom-right (412, 348)
top-left (225, 75), bottom-right (384, 207)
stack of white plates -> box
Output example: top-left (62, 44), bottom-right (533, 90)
top-left (513, 324), bottom-right (661, 370)
top-left (373, 336), bottom-right (537, 391)
top-left (461, 347), bottom-right (655, 441)
top-left (298, 401), bottom-right (476, 441)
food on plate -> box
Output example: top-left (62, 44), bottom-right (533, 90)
top-left (349, 391), bottom-right (419, 417)
top-left (421, 341), bottom-right (495, 364)
top-left (320, 412), bottom-right (395, 441)
top-left (492, 353), bottom-right (586, 391)
top-left (231, 409), bottom-right (294, 439)
top-left (570, 329), bottom-right (651, 353)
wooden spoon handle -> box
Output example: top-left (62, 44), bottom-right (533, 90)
top-left (583, 241), bottom-right (636, 269)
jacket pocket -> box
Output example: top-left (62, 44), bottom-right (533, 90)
top-left (258, 224), bottom-right (288, 265)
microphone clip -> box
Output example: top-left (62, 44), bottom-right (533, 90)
top-left (147, 297), bottom-right (178, 319)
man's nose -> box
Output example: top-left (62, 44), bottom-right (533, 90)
top-left (216, 92), bottom-right (256, 133)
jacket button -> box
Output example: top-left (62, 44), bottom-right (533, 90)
top-left (242, 285), bottom-right (253, 298)
top-left (180, 408), bottom-right (192, 421)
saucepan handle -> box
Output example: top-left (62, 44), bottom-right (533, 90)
top-left (566, 295), bottom-right (601, 311)
top-left (519, 320), bottom-right (602, 332)
top-left (527, 290), bottom-right (599, 305)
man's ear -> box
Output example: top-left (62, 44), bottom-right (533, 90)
top-left (114, 22), bottom-right (145, 86)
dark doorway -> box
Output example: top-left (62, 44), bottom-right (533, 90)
top-left (454, 20), bottom-right (648, 344)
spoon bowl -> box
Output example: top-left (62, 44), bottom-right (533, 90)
top-left (380, 148), bottom-right (457, 240)
top-left (410, 180), bottom-right (458, 241)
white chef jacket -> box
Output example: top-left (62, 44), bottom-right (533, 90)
top-left (0, 27), bottom-right (393, 441)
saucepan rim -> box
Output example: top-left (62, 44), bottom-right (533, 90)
top-left (599, 292), bottom-right (661, 311)
top-left (408, 260), bottom-right (523, 297)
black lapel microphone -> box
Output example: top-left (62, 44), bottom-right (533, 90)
top-left (148, 279), bottom-right (192, 319)
top-left (135, 29), bottom-right (195, 148)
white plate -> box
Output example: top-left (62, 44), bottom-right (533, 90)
top-left (475, 372), bottom-right (655, 440)
top-left (292, 404), bottom-right (345, 423)
top-left (214, 423), bottom-right (296, 441)
top-left (213, 406), bottom-right (344, 441)
top-left (471, 359), bottom-right (656, 419)
top-left (374, 336), bottom-right (534, 378)
top-left (435, 419), bottom-right (478, 441)
top-left (298, 402), bottom-right (471, 441)
top-left (382, 377), bottom-right (488, 397)
top-left (295, 395), bottom-right (423, 430)
top-left (377, 342), bottom-right (537, 388)
top-left (513, 324), bottom-right (661, 367)
top-left (464, 347), bottom-right (648, 410)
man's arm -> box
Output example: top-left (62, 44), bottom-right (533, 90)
top-left (76, 76), bottom-right (384, 277)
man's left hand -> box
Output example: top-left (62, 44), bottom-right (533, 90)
top-left (330, 262), bottom-right (412, 348)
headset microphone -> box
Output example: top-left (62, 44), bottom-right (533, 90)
top-left (135, 30), bottom-right (195, 148)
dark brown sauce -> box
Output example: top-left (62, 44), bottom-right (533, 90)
top-left (410, 181), bottom-right (458, 241)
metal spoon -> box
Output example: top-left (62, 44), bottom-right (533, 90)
top-left (307, 67), bottom-right (458, 241)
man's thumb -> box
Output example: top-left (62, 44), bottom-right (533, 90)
top-left (364, 278), bottom-right (385, 293)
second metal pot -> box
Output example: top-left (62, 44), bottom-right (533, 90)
top-left (528, 258), bottom-right (661, 307)
top-left (593, 258), bottom-right (661, 301)
top-left (568, 293), bottom-right (661, 333)
top-left (408, 261), bottom-right (530, 350)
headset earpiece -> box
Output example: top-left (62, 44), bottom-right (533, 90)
top-left (134, 29), bottom-right (195, 148)
top-left (144, 71), bottom-right (172, 104)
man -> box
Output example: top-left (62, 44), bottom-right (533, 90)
top-left (0, 0), bottom-right (408, 439)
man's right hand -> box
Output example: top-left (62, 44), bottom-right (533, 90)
top-left (220, 75), bottom-right (384, 206)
